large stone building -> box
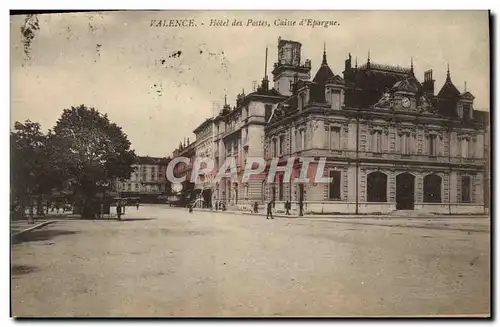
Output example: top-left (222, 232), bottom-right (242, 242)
top-left (117, 156), bottom-right (171, 203)
top-left (263, 39), bottom-right (488, 214)
top-left (171, 138), bottom-right (196, 204)
top-left (184, 37), bottom-right (489, 214)
top-left (193, 118), bottom-right (215, 206)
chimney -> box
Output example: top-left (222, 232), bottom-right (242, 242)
top-left (422, 69), bottom-right (435, 96)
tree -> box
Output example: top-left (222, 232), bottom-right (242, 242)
top-left (51, 105), bottom-right (136, 218)
top-left (10, 120), bottom-right (60, 221)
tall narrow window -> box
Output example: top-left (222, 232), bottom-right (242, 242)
top-left (328, 170), bottom-right (341, 200)
top-left (428, 135), bottom-right (437, 156)
top-left (463, 103), bottom-right (471, 121)
top-left (301, 129), bottom-right (306, 150)
top-left (279, 134), bottom-right (285, 155)
top-left (278, 175), bottom-right (284, 201)
top-left (461, 138), bottom-right (469, 158)
top-left (295, 130), bottom-right (301, 151)
top-left (461, 175), bottom-right (471, 203)
top-left (372, 131), bottom-right (382, 153)
top-left (330, 127), bottom-right (341, 150)
top-left (331, 90), bottom-right (340, 110)
top-left (468, 137), bottom-right (475, 158)
top-left (400, 133), bottom-right (410, 154)
top-left (273, 138), bottom-right (278, 157)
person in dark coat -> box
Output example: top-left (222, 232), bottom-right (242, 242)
top-left (117, 201), bottom-right (122, 221)
top-left (285, 200), bottom-right (291, 215)
top-left (266, 200), bottom-right (274, 220)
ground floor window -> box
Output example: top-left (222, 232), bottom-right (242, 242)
top-left (461, 175), bottom-right (471, 203)
top-left (367, 171), bottom-right (387, 202)
top-left (423, 174), bottom-right (442, 203)
top-left (328, 170), bottom-right (341, 200)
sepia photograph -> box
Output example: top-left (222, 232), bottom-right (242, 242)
top-left (9, 10), bottom-right (491, 318)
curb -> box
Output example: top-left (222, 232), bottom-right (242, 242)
top-left (11, 221), bottom-right (55, 238)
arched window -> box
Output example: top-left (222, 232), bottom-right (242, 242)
top-left (367, 171), bottom-right (387, 202)
top-left (423, 174), bottom-right (442, 203)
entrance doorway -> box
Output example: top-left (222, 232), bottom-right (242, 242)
top-left (396, 172), bottom-right (415, 210)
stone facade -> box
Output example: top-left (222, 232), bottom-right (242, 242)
top-left (116, 156), bottom-right (170, 202)
top-left (181, 38), bottom-right (488, 215)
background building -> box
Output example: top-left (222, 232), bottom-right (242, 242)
top-left (193, 118), bottom-right (215, 207)
top-left (117, 156), bottom-right (171, 203)
top-left (171, 138), bottom-right (196, 206)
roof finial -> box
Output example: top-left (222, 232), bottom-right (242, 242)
top-left (224, 94), bottom-right (227, 106)
top-left (368, 50), bottom-right (370, 63)
top-left (355, 56), bottom-right (358, 68)
top-left (410, 56), bottom-right (414, 75)
top-left (447, 63), bottom-right (450, 76)
top-left (321, 42), bottom-right (327, 65)
top-left (464, 81), bottom-right (467, 92)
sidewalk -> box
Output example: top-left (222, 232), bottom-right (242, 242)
top-left (184, 207), bottom-right (489, 220)
top-left (179, 207), bottom-right (490, 233)
top-left (10, 220), bottom-right (55, 237)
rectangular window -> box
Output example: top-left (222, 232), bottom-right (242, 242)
top-left (468, 137), bottom-right (475, 158)
top-left (328, 170), bottom-right (341, 200)
top-left (279, 134), bottom-right (285, 155)
top-left (463, 104), bottom-right (471, 120)
top-left (330, 127), bottom-right (341, 150)
top-left (461, 139), bottom-right (469, 158)
top-left (295, 130), bottom-right (300, 152)
top-left (301, 129), bottom-right (306, 150)
top-left (428, 135), bottom-right (437, 156)
top-left (273, 138), bottom-right (278, 157)
top-left (372, 131), bottom-right (382, 153)
top-left (151, 173), bottom-right (155, 181)
top-left (401, 133), bottom-right (410, 154)
top-left (461, 176), bottom-right (471, 203)
top-left (331, 90), bottom-right (340, 110)
top-left (278, 175), bottom-right (284, 201)
top-left (127, 183), bottom-right (132, 191)
top-left (134, 183), bottom-right (138, 190)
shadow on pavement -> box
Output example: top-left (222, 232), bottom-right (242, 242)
top-left (120, 218), bottom-right (156, 222)
top-left (11, 264), bottom-right (40, 276)
top-left (12, 229), bottom-right (80, 245)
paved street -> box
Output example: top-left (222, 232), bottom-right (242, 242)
top-left (11, 205), bottom-right (490, 317)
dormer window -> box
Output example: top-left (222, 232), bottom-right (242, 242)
top-left (299, 92), bottom-right (307, 111)
top-left (463, 103), bottom-right (472, 121)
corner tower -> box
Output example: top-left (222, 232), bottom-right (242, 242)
top-left (271, 37), bottom-right (311, 96)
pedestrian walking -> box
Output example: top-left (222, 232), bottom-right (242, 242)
top-left (266, 200), bottom-right (274, 220)
top-left (136, 200), bottom-right (140, 210)
top-left (285, 200), bottom-right (291, 215)
top-left (117, 201), bottom-right (122, 221)
top-left (253, 201), bottom-right (259, 214)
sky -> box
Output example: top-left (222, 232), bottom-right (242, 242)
top-left (10, 10), bottom-right (490, 157)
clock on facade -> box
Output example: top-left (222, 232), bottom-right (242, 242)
top-left (402, 97), bottom-right (411, 108)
